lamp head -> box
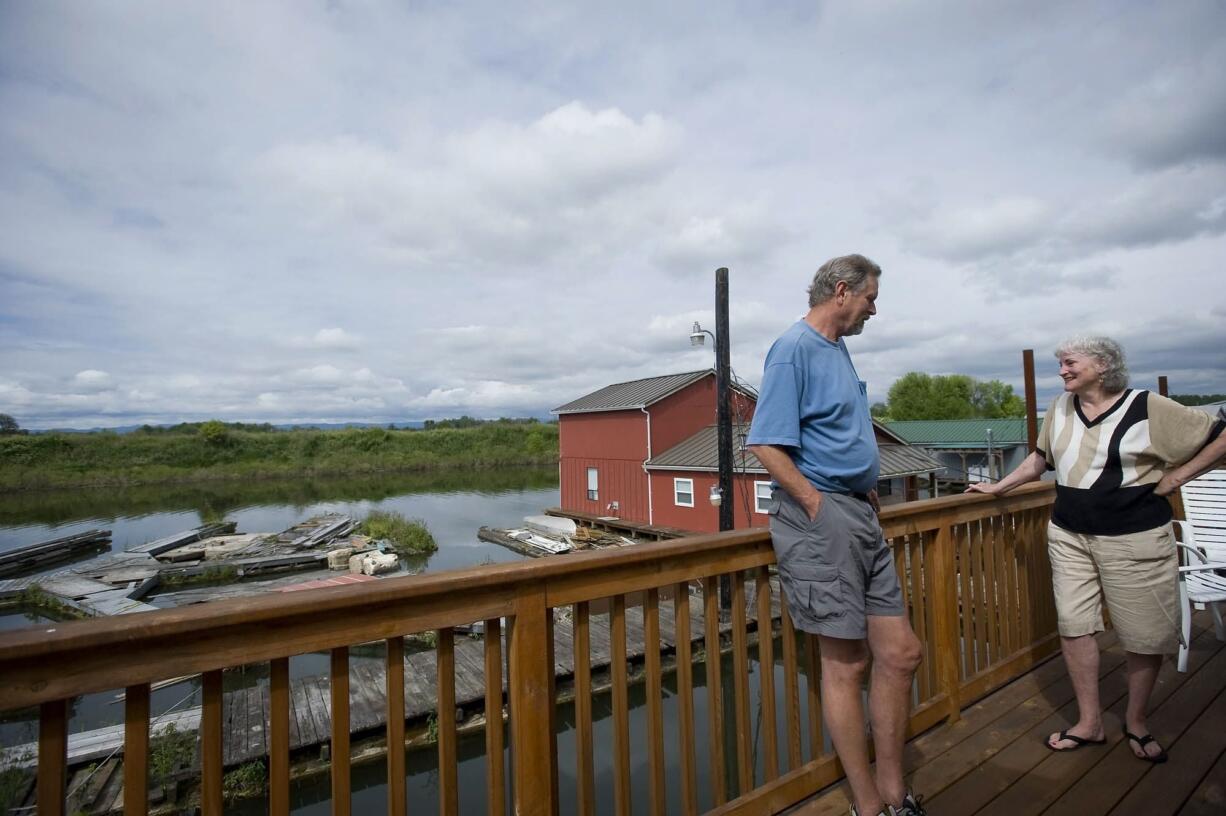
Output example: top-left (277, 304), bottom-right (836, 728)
top-left (709, 485), bottom-right (722, 507)
top-left (690, 321), bottom-right (705, 347)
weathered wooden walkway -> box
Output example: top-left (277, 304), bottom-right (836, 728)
top-left (790, 609), bottom-right (1226, 816)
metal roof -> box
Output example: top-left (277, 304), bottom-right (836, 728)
top-left (645, 425), bottom-right (944, 479)
top-left (553, 370), bottom-right (754, 415)
top-left (883, 418), bottom-right (1040, 448)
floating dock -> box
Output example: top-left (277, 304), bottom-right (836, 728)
top-left (543, 507), bottom-right (693, 540)
top-left (0, 529), bottom-right (112, 578)
top-left (0, 514), bottom-right (379, 617)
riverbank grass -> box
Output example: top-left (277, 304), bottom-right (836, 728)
top-left (0, 420), bottom-right (558, 491)
top-left (360, 511), bottom-right (438, 555)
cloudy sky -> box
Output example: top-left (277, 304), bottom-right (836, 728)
top-left (2, 1), bottom-right (1224, 429)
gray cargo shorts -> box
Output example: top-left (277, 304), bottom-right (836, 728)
top-left (766, 487), bottom-right (905, 639)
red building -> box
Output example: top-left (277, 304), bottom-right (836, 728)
top-left (554, 370), bottom-right (942, 534)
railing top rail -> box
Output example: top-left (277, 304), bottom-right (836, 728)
top-left (0, 482), bottom-right (1054, 708)
top-left (0, 482), bottom-right (1053, 658)
top-left (0, 527), bottom-right (765, 657)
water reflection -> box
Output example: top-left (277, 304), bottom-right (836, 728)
top-left (226, 638), bottom-right (825, 815)
top-left (0, 467), bottom-right (558, 530)
top-left (0, 466), bottom-right (558, 572)
top-left (0, 467), bottom-right (559, 753)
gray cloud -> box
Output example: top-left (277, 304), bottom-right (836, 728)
top-left (1, 1), bottom-right (1224, 429)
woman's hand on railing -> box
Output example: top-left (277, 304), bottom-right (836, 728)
top-left (964, 481), bottom-right (1002, 496)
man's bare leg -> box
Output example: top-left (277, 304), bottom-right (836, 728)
top-left (1123, 651), bottom-right (1164, 759)
top-left (866, 615), bottom-right (923, 808)
top-left (1048, 634), bottom-right (1104, 748)
top-left (818, 635), bottom-right (884, 816)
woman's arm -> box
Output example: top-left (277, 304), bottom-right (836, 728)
top-left (1155, 431), bottom-right (1226, 496)
top-left (965, 450), bottom-right (1048, 497)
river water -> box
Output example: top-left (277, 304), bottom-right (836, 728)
top-left (0, 467), bottom-right (816, 813)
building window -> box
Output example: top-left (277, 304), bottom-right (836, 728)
top-left (877, 479), bottom-right (893, 496)
top-left (586, 468), bottom-right (598, 501)
top-left (754, 481), bottom-right (772, 514)
top-left (674, 478), bottom-right (694, 507)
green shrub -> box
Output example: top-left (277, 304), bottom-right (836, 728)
top-left (199, 420), bottom-right (229, 446)
top-left (360, 511), bottom-right (438, 555)
top-left (149, 723), bottom-right (195, 784)
top-left (0, 751), bottom-right (32, 813)
top-left (222, 760), bottom-right (267, 801)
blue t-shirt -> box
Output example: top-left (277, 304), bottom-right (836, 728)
top-left (746, 320), bottom-right (879, 494)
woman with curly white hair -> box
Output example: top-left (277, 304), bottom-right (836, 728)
top-left (967, 336), bottom-right (1226, 763)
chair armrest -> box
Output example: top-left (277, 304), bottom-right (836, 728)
top-left (1176, 541), bottom-right (1210, 565)
top-left (1178, 561), bottom-right (1226, 574)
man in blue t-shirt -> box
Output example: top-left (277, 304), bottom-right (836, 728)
top-left (748, 254), bottom-right (924, 816)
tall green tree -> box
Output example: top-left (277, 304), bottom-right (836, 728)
top-left (0, 413), bottom-right (19, 435)
top-left (887, 373), bottom-right (1025, 420)
top-left (971, 380), bottom-right (1026, 418)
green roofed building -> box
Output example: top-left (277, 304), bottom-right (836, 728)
top-left (883, 417), bottom-right (1043, 485)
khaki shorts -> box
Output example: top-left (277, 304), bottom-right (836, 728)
top-left (1047, 522), bottom-right (1180, 654)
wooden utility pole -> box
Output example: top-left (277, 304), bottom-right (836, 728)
top-left (716, 267), bottom-right (734, 611)
top-left (1023, 349), bottom-right (1038, 453)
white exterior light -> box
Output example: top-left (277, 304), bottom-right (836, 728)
top-left (709, 485), bottom-right (722, 506)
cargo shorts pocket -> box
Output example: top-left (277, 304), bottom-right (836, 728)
top-left (770, 488), bottom-right (824, 531)
top-left (789, 562), bottom-right (844, 620)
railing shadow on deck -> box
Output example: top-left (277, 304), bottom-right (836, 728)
top-left (0, 482), bottom-right (1056, 816)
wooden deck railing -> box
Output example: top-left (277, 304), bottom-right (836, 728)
top-left (0, 483), bottom-right (1056, 816)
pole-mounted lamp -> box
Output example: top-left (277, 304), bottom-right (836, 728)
top-left (688, 270), bottom-right (734, 612)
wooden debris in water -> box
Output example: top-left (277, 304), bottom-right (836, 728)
top-left (0, 529), bottom-right (112, 578)
top-left (126, 521), bottom-right (237, 556)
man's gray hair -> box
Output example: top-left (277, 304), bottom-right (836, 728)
top-left (807, 254), bottom-right (882, 307)
top-left (1054, 335), bottom-right (1130, 392)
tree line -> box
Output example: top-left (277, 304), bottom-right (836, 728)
top-left (870, 376), bottom-right (1225, 423)
top-left (871, 373), bottom-right (1026, 421)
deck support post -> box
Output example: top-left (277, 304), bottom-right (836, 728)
top-left (508, 585), bottom-right (557, 816)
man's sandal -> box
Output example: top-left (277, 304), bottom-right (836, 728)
top-left (1125, 731), bottom-right (1169, 764)
top-left (1044, 730), bottom-right (1107, 751)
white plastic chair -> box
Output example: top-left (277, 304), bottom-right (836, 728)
top-left (1174, 468), bottom-right (1226, 672)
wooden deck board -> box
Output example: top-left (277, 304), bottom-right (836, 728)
top-left (789, 611), bottom-right (1226, 816)
top-left (931, 628), bottom-right (1224, 816)
top-left (1180, 746), bottom-right (1226, 815)
top-left (1108, 664), bottom-right (1226, 816)
top-left (1005, 629), bottom-right (1226, 816)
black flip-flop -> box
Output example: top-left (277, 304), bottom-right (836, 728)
top-left (1045, 729), bottom-right (1107, 751)
top-left (1125, 731), bottom-right (1169, 764)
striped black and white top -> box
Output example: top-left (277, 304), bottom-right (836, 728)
top-left (1037, 390), bottom-right (1226, 535)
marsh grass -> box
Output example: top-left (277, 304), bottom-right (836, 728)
top-left (0, 421), bottom-right (558, 490)
top-left (360, 511), bottom-right (438, 555)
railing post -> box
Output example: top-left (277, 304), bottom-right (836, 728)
top-left (508, 585), bottom-right (557, 816)
top-left (927, 523), bottom-right (962, 723)
top-left (38, 699), bottom-right (67, 816)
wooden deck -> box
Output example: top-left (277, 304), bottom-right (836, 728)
top-left (790, 610), bottom-right (1226, 816)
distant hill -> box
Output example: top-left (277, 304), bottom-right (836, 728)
top-left (28, 418), bottom-right (561, 434)
top-left (31, 421), bottom-right (429, 434)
